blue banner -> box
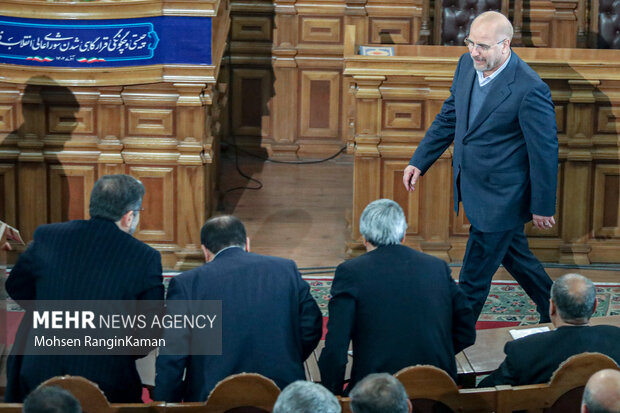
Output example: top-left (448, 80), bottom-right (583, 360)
top-left (0, 15), bottom-right (211, 67)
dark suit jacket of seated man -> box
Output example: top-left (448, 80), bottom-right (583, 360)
top-left (154, 215), bottom-right (323, 402)
top-left (479, 273), bottom-right (620, 387)
top-left (5, 174), bottom-right (164, 403)
top-left (318, 199), bottom-right (477, 395)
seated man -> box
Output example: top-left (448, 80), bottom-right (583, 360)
top-left (273, 381), bottom-right (341, 413)
top-left (479, 273), bottom-right (620, 387)
top-left (154, 215), bottom-right (323, 402)
top-left (6, 174), bottom-right (164, 402)
top-left (581, 369), bottom-right (620, 413)
top-left (350, 373), bottom-right (411, 413)
top-left (23, 386), bottom-right (82, 413)
top-left (318, 199), bottom-right (476, 394)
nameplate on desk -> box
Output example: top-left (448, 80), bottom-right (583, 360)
top-left (359, 46), bottom-right (394, 56)
top-left (509, 326), bottom-right (550, 340)
top-left (0, 15), bottom-right (212, 67)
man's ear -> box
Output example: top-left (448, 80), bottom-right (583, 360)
top-left (201, 245), bottom-right (214, 263)
top-left (549, 299), bottom-right (557, 318)
top-left (592, 297), bottom-right (598, 314)
top-left (245, 237), bottom-right (250, 252)
top-left (407, 398), bottom-right (413, 413)
top-left (116, 210), bottom-right (134, 233)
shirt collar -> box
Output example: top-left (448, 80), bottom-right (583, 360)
top-left (213, 245), bottom-right (245, 259)
top-left (476, 52), bottom-right (511, 87)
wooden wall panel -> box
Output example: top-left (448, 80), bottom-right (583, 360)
top-left (369, 18), bottom-right (412, 44)
top-left (383, 101), bottom-right (423, 130)
top-left (382, 160), bottom-right (420, 234)
top-left (0, 106), bottom-right (15, 132)
top-left (129, 166), bottom-right (175, 243)
top-left (232, 68), bottom-right (272, 137)
top-left (300, 16), bottom-right (342, 43)
top-left (232, 16), bottom-right (272, 41)
top-left (49, 106), bottom-right (93, 135)
top-left (127, 108), bottom-right (174, 137)
top-left (299, 71), bottom-right (341, 138)
top-left (49, 164), bottom-right (95, 223)
top-left (0, 164), bottom-right (16, 226)
top-left (593, 164), bottom-right (620, 238)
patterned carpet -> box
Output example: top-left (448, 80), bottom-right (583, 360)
top-left (305, 276), bottom-right (620, 326)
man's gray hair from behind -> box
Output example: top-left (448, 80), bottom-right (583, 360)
top-left (350, 373), bottom-right (409, 413)
top-left (272, 381), bottom-right (341, 413)
top-left (359, 199), bottom-right (408, 247)
top-left (551, 273), bottom-right (596, 323)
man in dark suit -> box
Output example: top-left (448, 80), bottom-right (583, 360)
top-left (479, 273), bottom-right (620, 387)
top-left (402, 11), bottom-right (558, 322)
top-left (318, 199), bottom-right (476, 395)
top-left (154, 215), bottom-right (322, 402)
top-left (5, 174), bottom-right (164, 402)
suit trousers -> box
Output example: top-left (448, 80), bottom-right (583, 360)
top-left (459, 225), bottom-right (553, 323)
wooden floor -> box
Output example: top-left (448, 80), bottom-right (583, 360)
top-left (218, 148), bottom-right (353, 269)
top-left (217, 148), bottom-right (620, 283)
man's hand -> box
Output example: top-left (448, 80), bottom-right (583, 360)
top-left (532, 214), bottom-right (556, 230)
top-left (403, 165), bottom-right (422, 192)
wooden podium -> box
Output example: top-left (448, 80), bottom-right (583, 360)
top-left (344, 26), bottom-right (620, 265)
top-left (0, 0), bottom-right (230, 269)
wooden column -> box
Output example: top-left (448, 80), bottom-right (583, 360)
top-left (559, 80), bottom-right (597, 265)
top-left (349, 76), bottom-right (383, 254)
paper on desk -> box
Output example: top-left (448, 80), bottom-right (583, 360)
top-left (510, 326), bottom-right (550, 340)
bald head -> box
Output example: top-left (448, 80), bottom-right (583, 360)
top-left (471, 11), bottom-right (514, 41)
top-left (551, 273), bottom-right (597, 324)
top-left (582, 369), bottom-right (620, 413)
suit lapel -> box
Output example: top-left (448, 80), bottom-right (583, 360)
top-left (456, 59), bottom-right (476, 132)
top-left (464, 52), bottom-right (518, 139)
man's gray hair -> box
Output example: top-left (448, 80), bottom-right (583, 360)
top-left (272, 381), bottom-right (341, 413)
top-left (350, 373), bottom-right (409, 413)
top-left (359, 199), bottom-right (407, 247)
top-left (551, 273), bottom-right (596, 323)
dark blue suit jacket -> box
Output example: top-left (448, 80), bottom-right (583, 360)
top-left (318, 245), bottom-right (476, 395)
top-left (479, 325), bottom-right (620, 387)
top-left (154, 247), bottom-right (323, 402)
top-left (5, 218), bottom-right (164, 402)
top-left (410, 52), bottom-right (558, 232)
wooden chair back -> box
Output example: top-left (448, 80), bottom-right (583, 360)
top-left (38, 376), bottom-right (162, 413)
top-left (497, 352), bottom-right (620, 413)
top-left (203, 373), bottom-right (280, 413)
top-left (394, 365), bottom-right (496, 412)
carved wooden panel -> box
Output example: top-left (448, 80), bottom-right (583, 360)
top-left (0, 163), bottom-right (16, 225)
top-left (369, 18), bottom-right (412, 44)
top-left (49, 106), bottom-right (92, 134)
top-left (593, 164), bottom-right (620, 238)
top-left (129, 166), bottom-right (175, 243)
top-left (232, 68), bottom-right (272, 137)
top-left (49, 164), bottom-right (95, 223)
top-left (299, 70), bottom-right (341, 138)
top-left (300, 17), bottom-right (342, 44)
top-left (127, 108), bottom-right (174, 137)
top-left (597, 106), bottom-right (620, 133)
top-left (522, 22), bottom-right (550, 47)
top-left (383, 160), bottom-right (420, 234)
top-left (383, 101), bottom-right (423, 130)
top-left (0, 105), bottom-right (15, 132)
top-left (231, 15), bottom-right (272, 41)
top-left (555, 104), bottom-right (566, 134)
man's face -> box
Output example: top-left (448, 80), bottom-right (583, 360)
top-left (467, 22), bottom-right (508, 73)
